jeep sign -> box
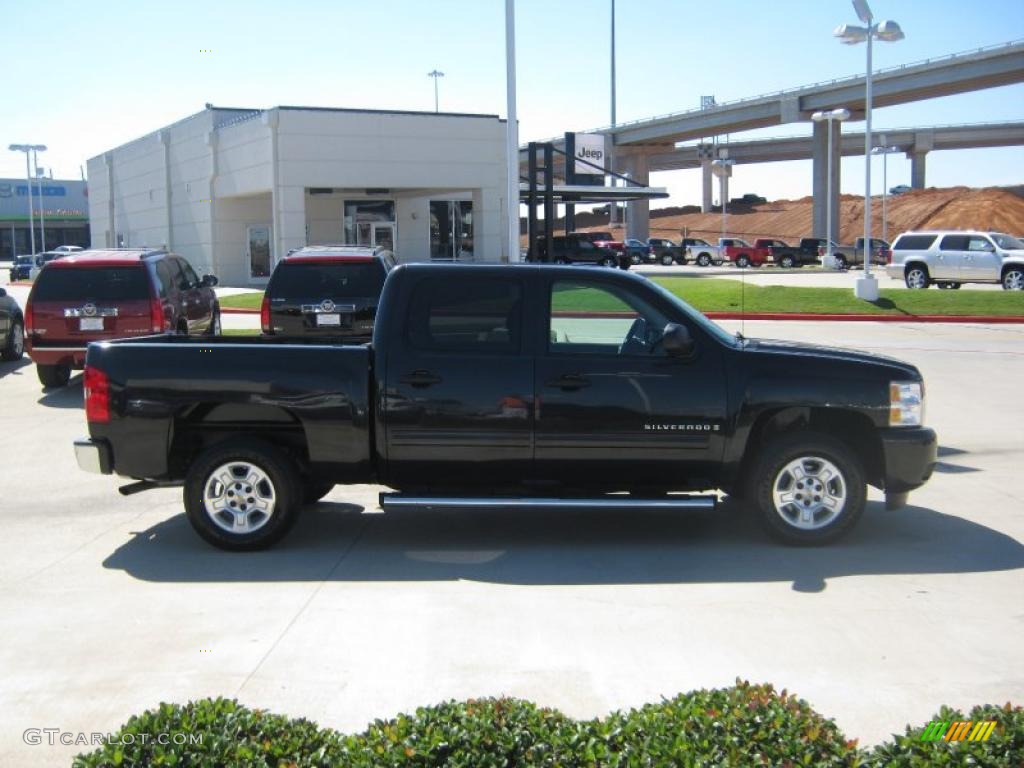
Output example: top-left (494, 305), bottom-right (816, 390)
top-left (573, 133), bottom-right (606, 175)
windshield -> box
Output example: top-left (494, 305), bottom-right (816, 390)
top-left (991, 233), bottom-right (1024, 250)
top-left (645, 278), bottom-right (739, 348)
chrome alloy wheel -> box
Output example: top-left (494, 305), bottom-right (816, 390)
top-left (1004, 269), bottom-right (1024, 290)
top-left (11, 324), bottom-right (24, 356)
top-left (203, 461), bottom-right (277, 534)
top-left (771, 455), bottom-right (847, 530)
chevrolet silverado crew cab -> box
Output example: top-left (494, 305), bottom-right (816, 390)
top-left (74, 264), bottom-right (936, 551)
top-left (25, 249), bottom-right (220, 389)
top-left (261, 245), bottom-right (394, 339)
top-left (886, 230), bottom-right (1024, 290)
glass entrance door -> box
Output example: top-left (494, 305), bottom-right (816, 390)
top-left (247, 225), bottom-right (272, 278)
top-left (371, 223), bottom-right (395, 250)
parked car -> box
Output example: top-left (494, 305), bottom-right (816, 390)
top-left (682, 238), bottom-right (722, 267)
top-left (25, 248), bottom-right (220, 389)
top-left (28, 251), bottom-right (65, 281)
top-left (579, 231), bottom-right (628, 259)
top-left (889, 185), bottom-right (912, 195)
top-left (75, 263), bottom-right (937, 551)
top-left (261, 245), bottom-right (395, 339)
top-left (535, 234), bottom-right (630, 269)
top-left (9, 255), bottom-right (35, 281)
top-left (729, 193), bottom-right (767, 205)
top-left (770, 237), bottom-right (831, 270)
top-left (624, 238), bottom-right (653, 265)
top-left (647, 238), bottom-right (687, 265)
top-left (886, 230), bottom-right (1024, 290)
top-left (826, 238), bottom-right (890, 270)
top-left (0, 286), bottom-right (25, 361)
top-left (719, 238), bottom-right (763, 268)
top-left (52, 245), bottom-right (84, 254)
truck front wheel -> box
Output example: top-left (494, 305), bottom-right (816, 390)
top-left (779, 255), bottom-right (795, 269)
top-left (749, 432), bottom-right (865, 545)
top-left (736, 255), bottom-right (750, 268)
top-left (184, 439), bottom-right (301, 551)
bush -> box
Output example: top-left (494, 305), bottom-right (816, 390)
top-left (72, 683), bottom-right (1022, 767)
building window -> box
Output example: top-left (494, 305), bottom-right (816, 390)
top-left (343, 200), bottom-right (395, 246)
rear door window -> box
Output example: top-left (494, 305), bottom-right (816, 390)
top-left (270, 261), bottom-right (387, 298)
top-left (32, 267), bottom-right (150, 301)
top-left (938, 235), bottom-right (969, 251)
top-left (406, 277), bottom-right (523, 354)
top-left (177, 258), bottom-right (200, 288)
top-left (893, 234), bottom-right (938, 250)
top-left (156, 262), bottom-right (176, 298)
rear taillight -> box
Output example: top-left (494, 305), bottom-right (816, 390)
top-left (260, 295), bottom-right (271, 334)
top-left (84, 366), bottom-right (110, 423)
top-left (881, 248), bottom-right (892, 264)
top-left (25, 302), bottom-right (34, 336)
top-left (150, 298), bottom-right (166, 333)
top-left (818, 246), bottom-right (825, 257)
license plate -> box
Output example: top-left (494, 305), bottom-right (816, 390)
top-left (316, 313), bottom-right (341, 326)
top-left (79, 318), bottom-right (103, 331)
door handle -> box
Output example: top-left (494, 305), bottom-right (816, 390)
top-left (400, 369), bottom-right (442, 387)
top-left (545, 373), bottom-right (591, 390)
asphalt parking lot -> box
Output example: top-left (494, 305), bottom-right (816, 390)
top-left (1, 274), bottom-right (1023, 765)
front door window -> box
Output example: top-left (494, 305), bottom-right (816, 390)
top-left (247, 225), bottom-right (272, 278)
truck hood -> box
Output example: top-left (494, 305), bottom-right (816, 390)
top-left (745, 338), bottom-right (920, 379)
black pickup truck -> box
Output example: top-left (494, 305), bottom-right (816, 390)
top-left (767, 237), bottom-right (827, 268)
top-left (74, 264), bottom-right (936, 550)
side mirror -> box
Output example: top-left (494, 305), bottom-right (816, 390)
top-left (660, 323), bottom-right (695, 358)
top-left (201, 274), bottom-right (219, 287)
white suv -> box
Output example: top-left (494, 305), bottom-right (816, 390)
top-left (886, 230), bottom-right (1024, 290)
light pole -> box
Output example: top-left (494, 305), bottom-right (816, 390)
top-left (34, 151), bottom-right (48, 252)
top-left (872, 136), bottom-right (901, 246)
top-left (504, 0), bottom-right (519, 263)
top-left (8, 143), bottom-right (47, 255)
top-left (427, 69), bottom-right (445, 113)
top-left (711, 155), bottom-right (735, 243)
top-left (811, 108), bottom-right (850, 269)
top-left (609, 0), bottom-right (619, 226)
top-left (835, 0), bottom-right (904, 299)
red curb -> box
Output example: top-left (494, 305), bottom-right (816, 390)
top-left (220, 307), bottom-right (259, 315)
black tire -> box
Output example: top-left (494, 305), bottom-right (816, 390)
top-left (1002, 267), bottom-right (1024, 291)
top-left (630, 252), bottom-right (642, 265)
top-left (697, 253), bottom-right (711, 267)
top-left (780, 256), bottom-right (795, 269)
top-left (600, 255), bottom-right (617, 268)
top-left (748, 431), bottom-right (866, 545)
top-left (736, 255), bottom-right (750, 269)
top-left (937, 282), bottom-right (951, 290)
top-left (37, 363), bottom-right (71, 389)
top-left (905, 265), bottom-right (930, 289)
top-left (184, 439), bottom-right (301, 551)
top-left (303, 480), bottom-right (335, 505)
top-left (2, 320), bottom-right (24, 361)
top-left (948, 282), bottom-right (962, 290)
top-left (661, 253), bottom-right (675, 266)
top-left (834, 254), bottom-right (848, 271)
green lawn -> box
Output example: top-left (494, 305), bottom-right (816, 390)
top-left (221, 328), bottom-right (260, 336)
top-left (218, 292), bottom-right (264, 310)
top-left (218, 280), bottom-right (1024, 317)
top-left (655, 278), bottom-right (1024, 316)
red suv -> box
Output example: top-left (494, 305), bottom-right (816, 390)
top-left (25, 248), bottom-right (220, 389)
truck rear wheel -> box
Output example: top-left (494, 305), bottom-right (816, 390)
top-left (37, 363), bottom-right (71, 389)
top-left (779, 255), bottom-right (795, 269)
top-left (834, 254), bottom-right (848, 270)
top-left (696, 253), bottom-right (711, 267)
top-left (184, 439), bottom-right (301, 551)
top-left (736, 255), bottom-right (750, 268)
top-left (661, 253), bottom-right (675, 266)
top-left (749, 432), bottom-right (865, 545)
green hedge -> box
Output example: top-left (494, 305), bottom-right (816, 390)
top-left (73, 681), bottom-right (1022, 767)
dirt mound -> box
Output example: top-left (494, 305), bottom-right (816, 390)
top-left (576, 186), bottom-right (1024, 243)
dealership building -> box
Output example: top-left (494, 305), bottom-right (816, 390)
top-left (87, 105), bottom-right (511, 285)
top-left (0, 178), bottom-right (90, 261)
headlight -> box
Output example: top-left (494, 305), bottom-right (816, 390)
top-left (890, 381), bottom-right (923, 426)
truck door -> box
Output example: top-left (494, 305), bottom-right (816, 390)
top-left (533, 275), bottom-right (728, 489)
top-left (382, 273), bottom-right (535, 488)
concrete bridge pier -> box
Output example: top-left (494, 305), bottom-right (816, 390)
top-left (908, 131), bottom-right (933, 189)
top-left (698, 144), bottom-right (715, 213)
top-left (624, 153), bottom-right (651, 241)
top-left (812, 118), bottom-right (842, 241)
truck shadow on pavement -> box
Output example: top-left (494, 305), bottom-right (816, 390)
top-left (37, 378), bottom-right (83, 408)
top-left (0, 358), bottom-right (30, 380)
top-left (102, 499), bottom-right (1024, 593)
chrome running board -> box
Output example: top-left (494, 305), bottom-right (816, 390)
top-left (379, 494), bottom-right (716, 512)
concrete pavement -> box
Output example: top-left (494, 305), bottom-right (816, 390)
top-left (1, 316), bottom-right (1022, 765)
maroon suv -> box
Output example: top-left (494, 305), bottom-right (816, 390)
top-left (26, 248), bottom-right (220, 389)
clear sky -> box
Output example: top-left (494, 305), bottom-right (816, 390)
top-left (3, 0), bottom-right (1022, 208)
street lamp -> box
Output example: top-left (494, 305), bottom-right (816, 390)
top-left (8, 143), bottom-right (47, 255)
top-left (872, 136), bottom-right (901, 246)
top-left (427, 69), bottom-right (445, 113)
top-left (835, 0), bottom-right (904, 300)
top-left (35, 155), bottom-right (48, 252)
top-left (811, 108), bottom-right (850, 269)
top-left (711, 154), bottom-right (735, 244)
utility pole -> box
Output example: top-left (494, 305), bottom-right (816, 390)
top-left (427, 69), bottom-right (445, 113)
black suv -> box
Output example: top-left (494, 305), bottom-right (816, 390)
top-left (261, 245), bottom-right (395, 339)
top-left (534, 234), bottom-right (630, 269)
